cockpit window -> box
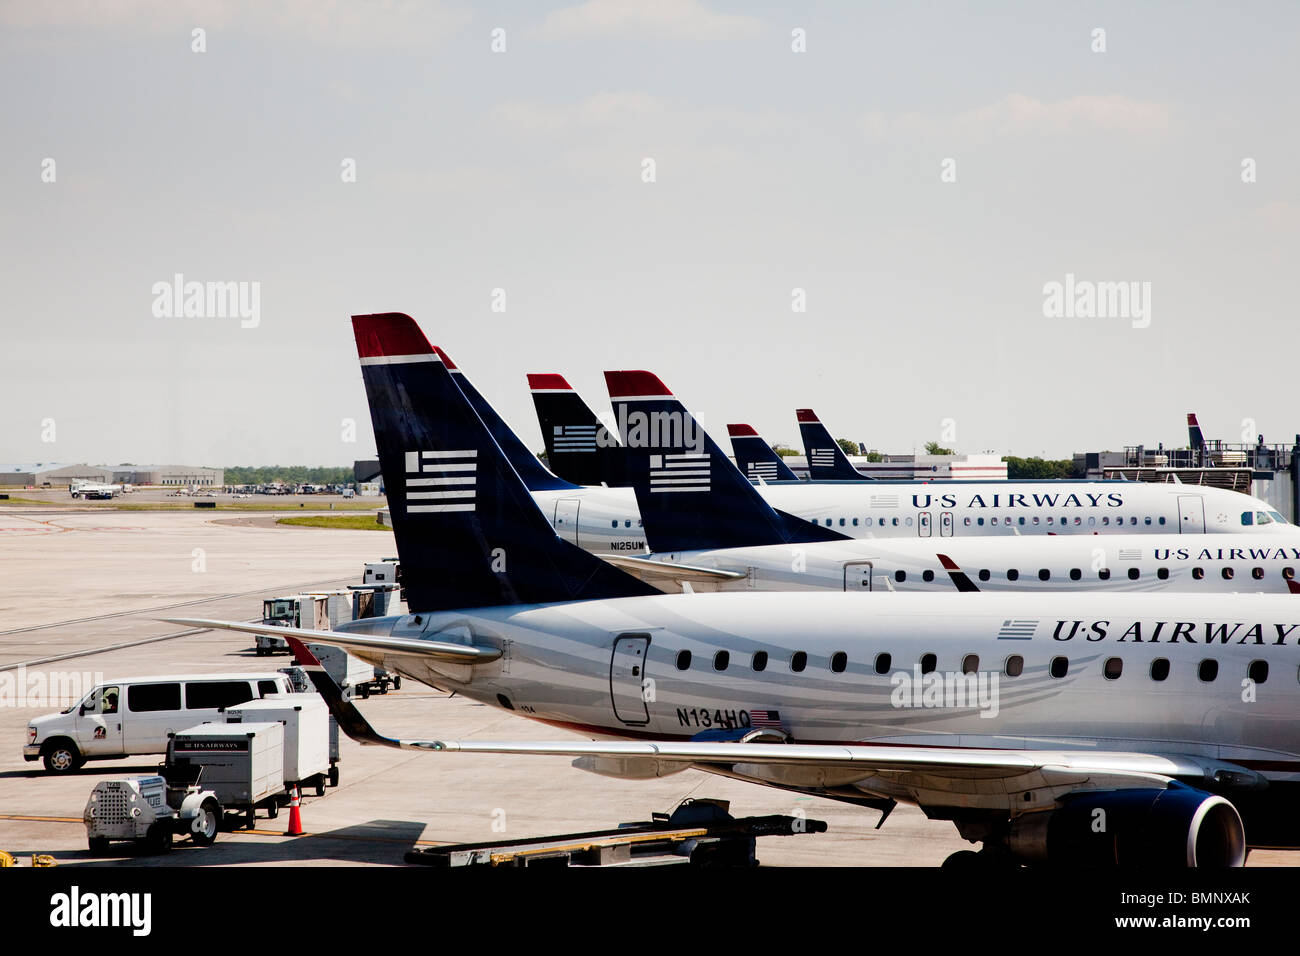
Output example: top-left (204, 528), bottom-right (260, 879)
top-left (1269, 511), bottom-right (1287, 525)
top-left (1257, 511), bottom-right (1272, 525)
top-left (1241, 511), bottom-right (1253, 526)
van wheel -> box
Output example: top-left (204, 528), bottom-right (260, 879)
top-left (191, 799), bottom-right (221, 846)
top-left (42, 740), bottom-right (83, 774)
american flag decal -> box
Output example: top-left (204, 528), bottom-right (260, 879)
top-left (998, 619), bottom-right (1037, 640)
top-left (405, 449), bottom-right (476, 513)
top-left (552, 424), bottom-right (597, 453)
top-left (746, 462), bottom-right (778, 480)
top-left (649, 452), bottom-right (710, 493)
top-left (870, 494), bottom-right (899, 508)
top-left (748, 709), bottom-right (783, 729)
top-left (810, 448), bottom-right (837, 467)
top-left (1118, 549), bottom-right (1141, 562)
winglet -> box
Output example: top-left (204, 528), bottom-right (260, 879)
top-left (282, 634), bottom-right (400, 749)
top-left (937, 554), bottom-right (981, 593)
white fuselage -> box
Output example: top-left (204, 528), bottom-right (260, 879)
top-left (350, 591), bottom-right (1300, 787)
top-left (534, 481), bottom-right (1295, 554)
top-left (632, 533), bottom-right (1300, 594)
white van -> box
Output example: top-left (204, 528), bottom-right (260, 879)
top-left (24, 673), bottom-right (297, 774)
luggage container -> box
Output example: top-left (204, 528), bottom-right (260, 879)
top-left (167, 722), bottom-right (284, 829)
top-left (223, 695), bottom-right (334, 793)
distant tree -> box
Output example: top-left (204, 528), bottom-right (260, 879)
top-left (1003, 456), bottom-right (1078, 479)
top-left (771, 444), bottom-right (800, 458)
top-left (836, 438), bottom-right (860, 456)
top-left (865, 451), bottom-right (884, 462)
top-left (924, 441), bottom-right (955, 455)
top-left (224, 466), bottom-right (355, 486)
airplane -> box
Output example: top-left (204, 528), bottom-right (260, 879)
top-left (527, 372), bottom-right (626, 488)
top-left (797, 408), bottom-right (873, 480)
top-left (464, 346), bottom-right (1295, 549)
top-left (173, 312), bottom-right (1300, 868)
top-left (601, 389), bottom-right (1300, 594)
top-left (727, 424), bottom-right (801, 483)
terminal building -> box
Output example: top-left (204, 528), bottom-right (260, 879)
top-left (0, 463), bottom-right (223, 488)
top-left (0, 463), bottom-right (115, 486)
top-left (110, 465), bottom-right (224, 487)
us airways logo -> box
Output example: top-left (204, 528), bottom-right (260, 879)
top-left (405, 450), bottom-right (476, 513)
top-left (810, 448), bottom-right (838, 468)
top-left (649, 453), bottom-right (710, 493)
top-left (746, 462), bottom-right (779, 480)
top-left (553, 425), bottom-right (597, 453)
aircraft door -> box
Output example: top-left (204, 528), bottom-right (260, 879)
top-left (843, 561), bottom-right (873, 591)
top-left (1178, 496), bottom-right (1205, 534)
top-left (918, 512), bottom-right (932, 537)
top-left (553, 498), bottom-right (581, 546)
top-left (940, 511), bottom-right (954, 537)
top-left (610, 634), bottom-right (651, 725)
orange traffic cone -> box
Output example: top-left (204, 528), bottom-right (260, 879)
top-left (286, 785), bottom-right (304, 836)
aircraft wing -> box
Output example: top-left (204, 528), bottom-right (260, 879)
top-left (162, 618), bottom-right (502, 665)
top-left (597, 555), bottom-right (747, 587)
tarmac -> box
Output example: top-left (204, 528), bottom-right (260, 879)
top-left (0, 505), bottom-right (1294, 867)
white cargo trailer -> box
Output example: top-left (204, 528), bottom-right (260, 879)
top-left (223, 695), bottom-right (333, 794)
top-left (168, 722), bottom-right (285, 829)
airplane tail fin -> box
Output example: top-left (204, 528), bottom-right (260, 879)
top-left (605, 370), bottom-right (847, 552)
top-left (528, 373), bottom-right (625, 487)
top-left (1187, 413), bottom-right (1207, 452)
top-left (797, 409), bottom-right (869, 480)
top-left (727, 424), bottom-right (800, 482)
top-left (430, 348), bottom-right (575, 492)
top-left (353, 313), bottom-right (657, 612)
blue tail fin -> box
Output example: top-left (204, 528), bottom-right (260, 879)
top-left (354, 313), bottom-right (657, 612)
top-left (727, 424), bottom-right (800, 482)
top-left (527, 373), bottom-right (626, 487)
top-left (430, 348), bottom-right (575, 493)
top-left (797, 408), bottom-right (869, 480)
top-left (1187, 413), bottom-right (1206, 453)
top-left (604, 370), bottom-right (848, 552)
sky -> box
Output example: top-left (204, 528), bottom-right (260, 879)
top-left (2, 0), bottom-right (1297, 467)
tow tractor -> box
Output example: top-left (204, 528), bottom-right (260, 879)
top-left (83, 765), bottom-right (222, 855)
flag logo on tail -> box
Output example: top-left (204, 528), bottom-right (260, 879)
top-left (405, 449), bottom-right (477, 513)
top-left (553, 424), bottom-right (597, 453)
top-left (747, 462), bottom-right (778, 480)
top-left (997, 619), bottom-right (1037, 640)
top-left (810, 448), bottom-right (837, 467)
top-left (649, 452), bottom-right (710, 493)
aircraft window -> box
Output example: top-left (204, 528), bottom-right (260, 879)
top-left (1046, 517), bottom-right (1053, 525)
top-left (714, 651), bottom-right (730, 671)
top-left (1241, 511), bottom-right (1253, 526)
top-left (895, 570), bottom-right (906, 583)
top-left (1004, 655), bottom-right (1023, 677)
top-left (1198, 659), bottom-right (1218, 682)
top-left (874, 653), bottom-right (891, 675)
top-left (1007, 569), bottom-right (1019, 581)
top-left (1074, 517), bottom-right (1081, 526)
top-left (1088, 517), bottom-right (1095, 526)
top-left (1103, 657), bottom-right (1123, 680)
top-left (922, 569), bottom-right (934, 583)
top-left (1038, 569), bottom-right (1050, 581)
top-left (1150, 658), bottom-right (1170, 681)
top-left (1069, 568), bottom-right (1081, 581)
top-left (1102, 516), bottom-right (1109, 526)
top-left (1158, 516), bottom-right (1166, 525)
top-left (1249, 660), bottom-right (1268, 684)
top-left (751, 651), bottom-right (769, 672)
top-left (852, 518), bottom-right (859, 526)
top-left (1144, 516), bottom-right (1152, 526)
top-left (1033, 517), bottom-right (1040, 525)
top-left (675, 650), bottom-right (692, 671)
top-left (790, 651), bottom-right (807, 673)
top-left (839, 518), bottom-right (846, 527)
top-left (1284, 568), bottom-right (1295, 581)
top-left (904, 518), bottom-right (911, 527)
top-left (1222, 568), bottom-right (1235, 580)
top-left (978, 569), bottom-right (990, 582)
top-left (961, 654), bottom-right (979, 674)
top-left (865, 518), bottom-right (873, 527)
top-left (1049, 656), bottom-right (1068, 679)
top-left (611, 520), bottom-right (618, 528)
top-left (1192, 567), bottom-right (1204, 580)
top-left (637, 519), bottom-right (643, 527)
top-left (964, 518), bottom-right (971, 526)
top-left (1269, 511), bottom-right (1287, 524)
top-left (1258, 511), bottom-right (1272, 525)
top-left (920, 653), bottom-right (937, 674)
top-left (1098, 568), bottom-right (1110, 580)
top-left (831, 651), bottom-right (848, 673)
top-left (1157, 568), bottom-right (1169, 580)
top-left (1128, 568), bottom-right (1140, 581)
top-left (892, 517), bottom-right (899, 526)
top-left (991, 517), bottom-right (998, 526)
top-left (1129, 517), bottom-right (1137, 526)
top-left (625, 520), bottom-right (632, 528)
top-left (1252, 567), bottom-right (1264, 580)
top-left (1019, 517), bottom-right (1026, 526)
